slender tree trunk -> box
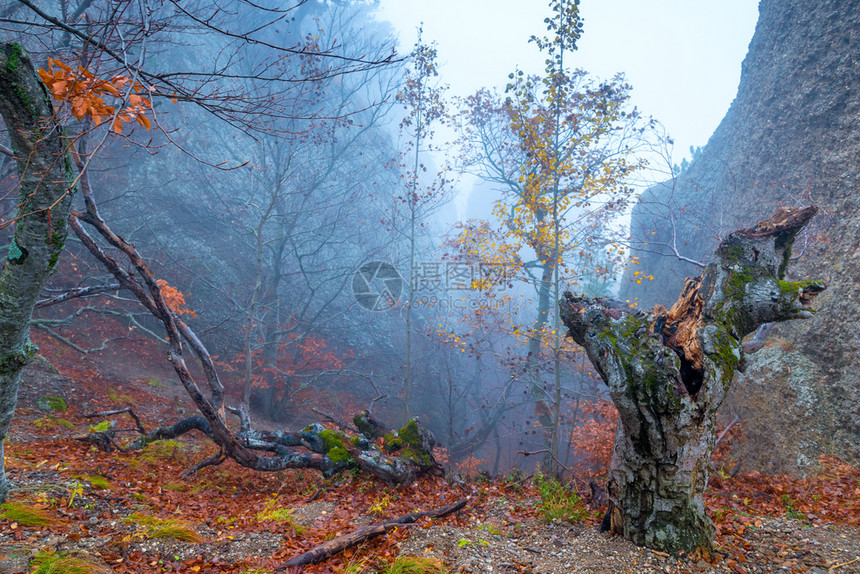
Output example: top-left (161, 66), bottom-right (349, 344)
top-left (242, 200), bottom-right (275, 409)
top-left (259, 237), bottom-right (286, 409)
top-left (560, 207), bottom-right (824, 554)
top-left (550, 238), bottom-right (562, 476)
top-left (0, 44), bottom-right (75, 501)
top-left (527, 260), bottom-right (554, 469)
top-left (403, 105), bottom-right (421, 424)
top-left (549, 40), bottom-right (565, 479)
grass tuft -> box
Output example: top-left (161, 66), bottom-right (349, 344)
top-left (163, 481), bottom-right (190, 492)
top-left (34, 416), bottom-right (75, 429)
top-left (74, 474), bottom-right (111, 490)
top-left (381, 556), bottom-right (447, 574)
top-left (31, 550), bottom-right (112, 574)
top-left (125, 512), bottom-right (203, 543)
top-left (535, 473), bottom-right (587, 524)
top-left (139, 439), bottom-right (183, 463)
top-left (0, 501), bottom-right (55, 526)
top-left (38, 395), bottom-right (67, 412)
top-left (256, 499), bottom-right (307, 533)
top-left (475, 522), bottom-right (503, 536)
top-left (148, 523), bottom-right (203, 542)
top-left (107, 388), bottom-right (132, 404)
top-left (145, 376), bottom-right (166, 388)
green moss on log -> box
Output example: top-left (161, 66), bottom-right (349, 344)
top-left (398, 420), bottom-right (421, 445)
top-left (5, 43), bottom-right (23, 74)
top-left (383, 432), bottom-right (403, 453)
top-left (353, 414), bottom-right (377, 438)
top-left (400, 445), bottom-right (432, 466)
top-left (318, 429), bottom-right (355, 465)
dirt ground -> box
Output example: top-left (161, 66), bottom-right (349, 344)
top-left (0, 342), bottom-right (857, 573)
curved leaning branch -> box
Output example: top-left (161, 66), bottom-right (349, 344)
top-left (70, 211), bottom-right (444, 483)
top-left (559, 206), bottom-right (824, 554)
top-left (66, 144), bottom-right (443, 483)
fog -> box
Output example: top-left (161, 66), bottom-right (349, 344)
top-left (0, 0), bottom-right (755, 475)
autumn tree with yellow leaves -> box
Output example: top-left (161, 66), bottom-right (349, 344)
top-left (454, 0), bottom-right (650, 473)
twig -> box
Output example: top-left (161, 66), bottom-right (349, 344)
top-left (34, 282), bottom-right (122, 309)
top-left (517, 449), bottom-right (588, 489)
top-left (714, 415), bottom-right (740, 448)
top-left (311, 408), bottom-right (352, 431)
top-left (742, 322), bottom-right (774, 353)
top-left (181, 447), bottom-right (227, 478)
top-left (829, 557), bottom-right (858, 571)
top-left (80, 406), bottom-right (146, 434)
top-left (448, 473), bottom-right (474, 494)
top-left (276, 498), bottom-right (468, 568)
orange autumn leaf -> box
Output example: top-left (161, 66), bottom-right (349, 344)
top-left (38, 58), bottom-right (157, 133)
top-left (156, 279), bottom-right (196, 318)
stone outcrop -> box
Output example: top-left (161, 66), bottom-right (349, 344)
top-left (621, 0), bottom-right (859, 473)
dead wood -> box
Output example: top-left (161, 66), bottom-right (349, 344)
top-left (311, 408), bottom-right (352, 432)
top-left (588, 479), bottom-right (609, 509)
top-left (80, 406), bottom-right (146, 433)
top-left (352, 410), bottom-right (390, 440)
top-left (560, 206), bottom-right (825, 554)
top-left (69, 161), bottom-right (442, 484)
top-left (276, 498), bottom-right (468, 569)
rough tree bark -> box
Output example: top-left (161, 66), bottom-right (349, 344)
top-left (560, 206), bottom-right (824, 554)
top-left (0, 44), bottom-right (74, 501)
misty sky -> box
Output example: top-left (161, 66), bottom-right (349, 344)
top-left (374, 0), bottom-right (759, 177)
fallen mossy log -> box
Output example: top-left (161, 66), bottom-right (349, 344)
top-left (78, 407), bottom-right (443, 484)
top-left (276, 498), bottom-right (468, 569)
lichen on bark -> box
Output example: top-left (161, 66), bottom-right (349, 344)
top-left (560, 206), bottom-right (824, 554)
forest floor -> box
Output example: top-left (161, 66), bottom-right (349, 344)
top-left (0, 335), bottom-right (858, 574)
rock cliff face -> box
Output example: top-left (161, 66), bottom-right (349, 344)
top-left (621, 0), bottom-right (859, 473)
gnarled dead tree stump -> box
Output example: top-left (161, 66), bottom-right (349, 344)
top-left (560, 207), bottom-right (824, 554)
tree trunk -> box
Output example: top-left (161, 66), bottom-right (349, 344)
top-left (0, 44), bottom-right (75, 501)
top-left (527, 260), bottom-right (554, 470)
top-left (560, 206), bottom-right (824, 554)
